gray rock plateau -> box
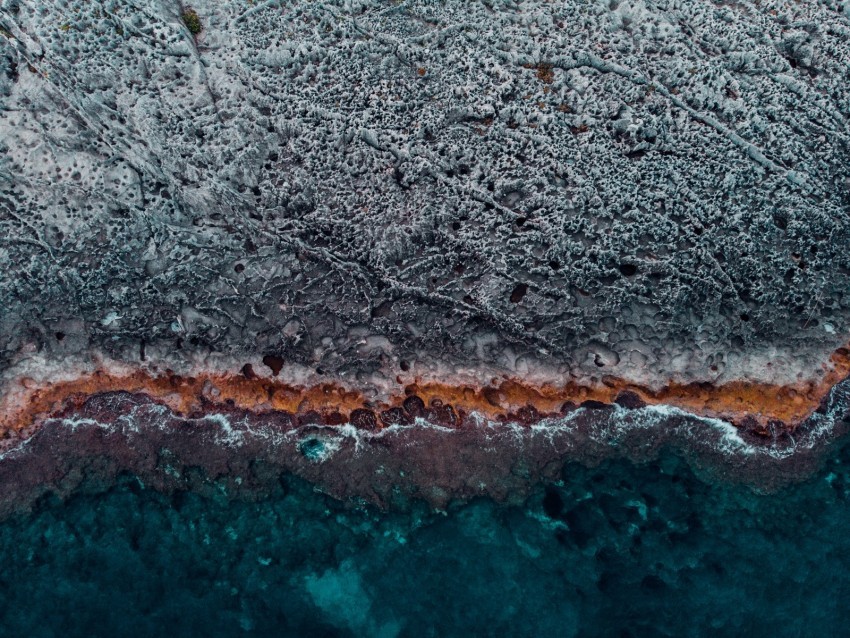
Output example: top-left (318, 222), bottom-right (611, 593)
top-left (1, 0), bottom-right (850, 385)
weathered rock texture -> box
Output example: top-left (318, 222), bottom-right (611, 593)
top-left (1, 0), bottom-right (850, 392)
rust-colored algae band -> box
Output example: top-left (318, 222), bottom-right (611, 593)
top-left (3, 345), bottom-right (850, 440)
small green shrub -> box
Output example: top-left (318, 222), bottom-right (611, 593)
top-left (181, 8), bottom-right (202, 35)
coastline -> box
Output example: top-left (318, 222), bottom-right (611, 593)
top-left (3, 341), bottom-right (849, 449)
top-left (0, 372), bottom-right (848, 519)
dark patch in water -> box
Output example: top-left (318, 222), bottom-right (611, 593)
top-left (4, 445), bottom-right (850, 636)
top-left (1, 387), bottom-right (850, 634)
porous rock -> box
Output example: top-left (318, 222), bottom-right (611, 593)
top-left (0, 0), bottom-right (848, 386)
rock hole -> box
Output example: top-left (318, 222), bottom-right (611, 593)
top-left (510, 283), bottom-right (528, 303)
top-left (262, 355), bottom-right (284, 376)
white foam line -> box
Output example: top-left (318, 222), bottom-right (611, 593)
top-left (0, 434), bottom-right (34, 461)
top-left (1, 385), bottom-right (849, 465)
top-left (283, 418), bottom-right (457, 456)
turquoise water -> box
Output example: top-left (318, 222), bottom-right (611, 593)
top-left (3, 444), bottom-right (850, 637)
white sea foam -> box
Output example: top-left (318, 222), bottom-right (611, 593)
top-left (1, 381), bottom-right (848, 470)
top-left (285, 418), bottom-right (457, 457)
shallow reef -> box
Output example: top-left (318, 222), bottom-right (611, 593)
top-left (2, 382), bottom-right (848, 518)
top-left (5, 440), bottom-right (850, 637)
top-left (0, 386), bottom-right (846, 635)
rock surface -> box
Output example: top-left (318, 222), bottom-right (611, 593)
top-left (1, 0), bottom-right (850, 389)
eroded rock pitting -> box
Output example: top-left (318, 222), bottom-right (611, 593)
top-left (2, 0), bottom-right (850, 409)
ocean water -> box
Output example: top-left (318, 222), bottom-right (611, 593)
top-left (3, 436), bottom-right (850, 638)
